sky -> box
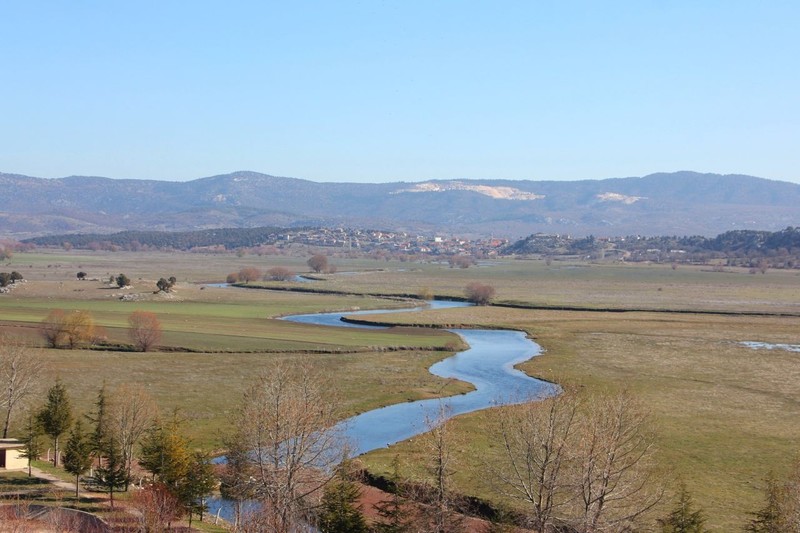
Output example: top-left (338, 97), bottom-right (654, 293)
top-left (1, 1), bottom-right (798, 184)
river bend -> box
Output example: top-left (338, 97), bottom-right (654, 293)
top-left (283, 300), bottom-right (557, 455)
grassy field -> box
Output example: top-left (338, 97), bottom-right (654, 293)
top-left (355, 306), bottom-right (800, 530)
top-left (8, 249), bottom-right (800, 313)
top-left (2, 249), bottom-right (800, 530)
top-left (0, 255), bottom-right (469, 449)
top-left (313, 258), bottom-right (800, 314)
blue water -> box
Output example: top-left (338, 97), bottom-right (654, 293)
top-left (282, 300), bottom-right (556, 455)
top-left (207, 299), bottom-right (555, 520)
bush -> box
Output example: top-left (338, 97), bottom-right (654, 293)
top-left (265, 267), bottom-right (295, 281)
top-left (128, 311), bottom-right (162, 352)
top-left (238, 267), bottom-right (263, 283)
top-left (116, 273), bottom-right (131, 288)
top-left (307, 254), bottom-right (329, 273)
top-left (156, 277), bottom-right (175, 292)
top-left (465, 282), bottom-right (496, 305)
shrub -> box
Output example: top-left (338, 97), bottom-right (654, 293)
top-left (307, 254), bottom-right (329, 273)
top-left (237, 267), bottom-right (263, 283)
top-left (465, 282), bottom-right (496, 305)
top-left (266, 267), bottom-right (295, 281)
top-left (116, 273), bottom-right (131, 288)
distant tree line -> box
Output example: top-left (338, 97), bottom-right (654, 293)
top-left (505, 227), bottom-right (800, 268)
top-left (23, 226), bottom-right (290, 251)
top-left (19, 225), bottom-right (800, 268)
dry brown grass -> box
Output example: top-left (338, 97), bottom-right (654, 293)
top-left (5, 250), bottom-right (800, 530)
top-left (356, 306), bottom-right (800, 530)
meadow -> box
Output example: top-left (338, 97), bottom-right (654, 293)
top-left (2, 248), bottom-right (799, 529)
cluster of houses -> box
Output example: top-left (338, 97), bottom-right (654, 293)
top-left (280, 227), bottom-right (508, 257)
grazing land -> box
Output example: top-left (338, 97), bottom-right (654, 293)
top-left (1, 249), bottom-right (799, 530)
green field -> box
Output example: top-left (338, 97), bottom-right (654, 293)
top-left (353, 306), bottom-right (800, 530)
top-left (2, 249), bottom-right (799, 530)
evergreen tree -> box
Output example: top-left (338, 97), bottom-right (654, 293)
top-left (180, 451), bottom-right (217, 526)
top-left (37, 379), bottom-right (73, 467)
top-left (746, 475), bottom-right (786, 533)
top-left (373, 455), bottom-right (414, 533)
top-left (18, 412), bottom-right (44, 477)
top-left (317, 468), bottom-right (368, 533)
top-left (63, 419), bottom-right (93, 498)
top-left (658, 483), bottom-right (707, 533)
top-left (85, 384), bottom-right (109, 468)
top-left (94, 436), bottom-right (129, 508)
top-left (139, 415), bottom-right (191, 488)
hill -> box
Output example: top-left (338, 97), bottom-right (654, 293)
top-left (1, 170), bottom-right (799, 238)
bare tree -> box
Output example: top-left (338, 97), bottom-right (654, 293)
top-left (62, 310), bottom-right (95, 349)
top-left (128, 310), bottom-right (162, 352)
top-left (220, 435), bottom-right (257, 529)
top-left (307, 254), bottom-right (329, 273)
top-left (238, 267), bottom-right (263, 283)
top-left (132, 482), bottom-right (184, 533)
top-left (569, 391), bottom-right (663, 533)
top-left (0, 335), bottom-right (43, 438)
top-left (415, 404), bottom-right (465, 533)
top-left (41, 309), bottom-right (67, 348)
top-left (108, 383), bottom-right (157, 490)
top-left (485, 390), bottom-right (580, 533)
top-left (465, 282), bottom-right (496, 305)
top-left (483, 389), bottom-right (663, 532)
top-left (448, 256), bottom-right (473, 269)
top-left (266, 266), bottom-right (296, 281)
top-left (227, 361), bottom-right (347, 532)
top-left (418, 287), bottom-right (434, 301)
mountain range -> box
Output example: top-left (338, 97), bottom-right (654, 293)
top-left (1, 171), bottom-right (799, 239)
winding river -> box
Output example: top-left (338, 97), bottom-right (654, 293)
top-left (208, 297), bottom-right (556, 520)
top-left (283, 300), bottom-right (557, 455)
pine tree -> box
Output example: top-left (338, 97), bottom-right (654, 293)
top-left (85, 384), bottom-right (109, 468)
top-left (746, 475), bottom-right (785, 533)
top-left (180, 451), bottom-right (217, 526)
top-left (658, 483), bottom-right (707, 533)
top-left (63, 419), bottom-right (93, 498)
top-left (18, 413), bottom-right (44, 477)
top-left (139, 415), bottom-right (191, 488)
top-left (95, 436), bottom-right (129, 508)
top-left (373, 455), bottom-right (414, 533)
top-left (317, 468), bottom-right (368, 533)
top-left (37, 379), bottom-right (73, 467)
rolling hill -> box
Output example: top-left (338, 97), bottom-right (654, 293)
top-left (1, 170), bottom-right (798, 238)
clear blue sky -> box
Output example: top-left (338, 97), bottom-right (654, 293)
top-left (2, 1), bottom-right (798, 183)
